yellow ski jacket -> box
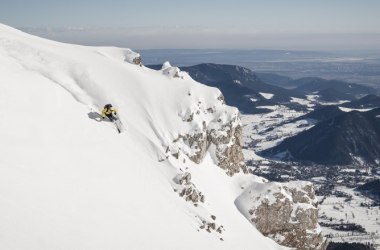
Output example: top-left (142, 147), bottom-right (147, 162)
top-left (101, 107), bottom-right (117, 118)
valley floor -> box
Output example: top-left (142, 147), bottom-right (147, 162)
top-left (318, 186), bottom-right (380, 248)
top-left (241, 100), bottom-right (380, 249)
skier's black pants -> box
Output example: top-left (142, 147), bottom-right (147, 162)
top-left (106, 114), bottom-right (115, 122)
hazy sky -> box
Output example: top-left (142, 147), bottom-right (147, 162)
top-left (1, 0), bottom-right (380, 50)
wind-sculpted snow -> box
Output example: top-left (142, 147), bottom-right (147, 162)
top-left (0, 23), bottom-right (285, 250)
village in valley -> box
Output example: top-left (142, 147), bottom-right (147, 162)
top-left (240, 98), bottom-right (380, 248)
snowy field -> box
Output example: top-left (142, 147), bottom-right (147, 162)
top-left (259, 92), bottom-right (274, 99)
top-left (339, 107), bottom-right (374, 112)
top-left (318, 186), bottom-right (380, 248)
top-left (241, 104), bottom-right (311, 153)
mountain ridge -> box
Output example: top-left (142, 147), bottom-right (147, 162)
top-left (0, 23), bottom-right (286, 250)
top-left (0, 23), bottom-right (327, 250)
top-left (261, 108), bottom-right (380, 165)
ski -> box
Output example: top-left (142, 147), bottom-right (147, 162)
top-left (113, 115), bottom-right (125, 133)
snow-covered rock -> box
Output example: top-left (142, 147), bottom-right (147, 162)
top-left (123, 48), bottom-right (142, 65)
top-left (171, 102), bottom-right (247, 176)
top-left (236, 181), bottom-right (327, 250)
top-left (161, 61), bottom-right (183, 78)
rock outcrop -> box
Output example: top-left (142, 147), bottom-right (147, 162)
top-left (123, 49), bottom-right (142, 66)
top-left (173, 172), bottom-right (205, 204)
top-left (236, 181), bottom-right (327, 250)
top-left (168, 94), bottom-right (247, 176)
top-left (209, 120), bottom-right (247, 175)
top-left (151, 61), bottom-right (246, 175)
top-left (161, 61), bottom-right (183, 78)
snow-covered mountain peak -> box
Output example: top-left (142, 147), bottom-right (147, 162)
top-left (0, 23), bottom-right (291, 249)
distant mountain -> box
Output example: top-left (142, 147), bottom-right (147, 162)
top-left (341, 94), bottom-right (380, 109)
top-left (356, 179), bottom-right (380, 201)
top-left (317, 88), bottom-right (353, 102)
top-left (238, 73), bottom-right (376, 104)
top-left (253, 75), bottom-right (376, 100)
top-left (146, 64), bottom-right (164, 70)
top-left (295, 105), bottom-right (344, 123)
top-left (255, 73), bottom-right (294, 89)
top-left (293, 77), bottom-right (374, 100)
top-left (180, 63), bottom-right (304, 101)
top-left (261, 108), bottom-right (380, 165)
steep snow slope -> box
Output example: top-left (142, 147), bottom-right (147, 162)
top-left (0, 24), bottom-right (284, 249)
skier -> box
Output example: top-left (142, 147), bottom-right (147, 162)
top-left (101, 104), bottom-right (118, 122)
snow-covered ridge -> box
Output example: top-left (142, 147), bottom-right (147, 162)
top-left (0, 23), bottom-right (246, 174)
top-left (0, 23), bottom-right (286, 249)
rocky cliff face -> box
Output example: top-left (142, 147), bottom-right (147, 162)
top-left (171, 97), bottom-right (247, 175)
top-left (158, 64), bottom-right (247, 176)
top-left (172, 106), bottom-right (247, 176)
top-left (236, 181), bottom-right (327, 250)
